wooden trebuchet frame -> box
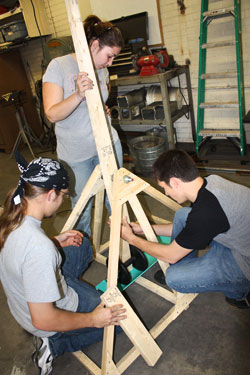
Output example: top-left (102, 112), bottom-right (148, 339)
top-left (62, 1), bottom-right (198, 374)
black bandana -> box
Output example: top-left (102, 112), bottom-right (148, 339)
top-left (11, 152), bottom-right (69, 205)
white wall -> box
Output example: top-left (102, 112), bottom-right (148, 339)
top-left (159, 0), bottom-right (250, 142)
top-left (20, 0), bottom-right (91, 93)
top-left (19, 0), bottom-right (250, 143)
top-left (89, 0), bottom-right (163, 45)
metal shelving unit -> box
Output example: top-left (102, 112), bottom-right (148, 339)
top-left (110, 65), bottom-right (196, 149)
top-left (0, 0), bottom-right (51, 51)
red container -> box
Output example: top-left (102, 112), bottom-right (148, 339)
top-left (0, 6), bottom-right (8, 15)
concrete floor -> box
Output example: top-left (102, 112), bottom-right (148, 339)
top-left (0, 145), bottom-right (250, 375)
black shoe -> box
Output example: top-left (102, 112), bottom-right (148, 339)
top-left (154, 269), bottom-right (166, 285)
top-left (225, 292), bottom-right (250, 310)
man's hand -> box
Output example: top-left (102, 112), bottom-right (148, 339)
top-left (53, 230), bottom-right (83, 248)
top-left (28, 301), bottom-right (126, 332)
top-left (109, 217), bottom-right (144, 242)
top-left (91, 302), bottom-right (126, 327)
top-left (129, 222), bottom-right (144, 235)
top-left (120, 217), bottom-right (136, 243)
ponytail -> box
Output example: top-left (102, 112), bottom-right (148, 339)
top-left (0, 183), bottom-right (51, 250)
top-left (0, 188), bottom-right (27, 250)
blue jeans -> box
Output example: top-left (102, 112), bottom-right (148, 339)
top-left (165, 207), bottom-right (250, 300)
top-left (48, 237), bottom-right (104, 357)
top-left (66, 139), bottom-right (123, 236)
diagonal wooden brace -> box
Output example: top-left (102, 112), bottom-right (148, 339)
top-left (101, 286), bottom-right (162, 367)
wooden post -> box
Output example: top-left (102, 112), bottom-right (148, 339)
top-left (64, 0), bottom-right (117, 201)
top-left (64, 0), bottom-right (131, 261)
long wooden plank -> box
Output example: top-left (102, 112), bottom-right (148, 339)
top-left (92, 189), bottom-right (105, 256)
top-left (103, 351), bottom-right (121, 375)
top-left (135, 277), bottom-right (176, 304)
top-left (101, 171), bottom-right (123, 373)
top-left (73, 351), bottom-right (101, 375)
top-left (64, 0), bottom-right (131, 264)
top-left (64, 0), bottom-right (117, 201)
top-left (151, 293), bottom-right (198, 337)
top-left (145, 185), bottom-right (182, 212)
top-left (62, 165), bottom-right (104, 232)
top-left (143, 207), bottom-right (171, 225)
top-left (102, 286), bottom-right (162, 366)
top-left (128, 194), bottom-right (169, 274)
top-left (101, 326), bottom-right (118, 375)
top-left (106, 172), bottom-right (123, 289)
top-left (120, 204), bottom-right (132, 262)
top-left (116, 293), bottom-right (197, 374)
top-left (73, 293), bottom-right (197, 375)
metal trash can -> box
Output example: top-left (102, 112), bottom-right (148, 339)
top-left (128, 135), bottom-right (166, 176)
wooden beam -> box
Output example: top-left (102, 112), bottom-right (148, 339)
top-left (64, 0), bottom-right (117, 201)
top-left (128, 194), bottom-right (169, 274)
top-left (116, 293), bottom-right (198, 374)
top-left (145, 185), bottom-right (182, 212)
top-left (62, 165), bottom-right (104, 232)
top-left (102, 286), bottom-right (162, 366)
top-left (73, 351), bottom-right (101, 375)
top-left (135, 277), bottom-right (176, 304)
top-left (92, 189), bottom-right (105, 256)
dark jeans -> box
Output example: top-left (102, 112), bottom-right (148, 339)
top-left (166, 207), bottom-right (250, 299)
top-left (48, 238), bottom-right (104, 358)
top-left (67, 139), bottom-right (123, 236)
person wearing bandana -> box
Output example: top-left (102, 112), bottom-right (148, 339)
top-left (0, 153), bottom-right (126, 375)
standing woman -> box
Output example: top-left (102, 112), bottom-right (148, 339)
top-left (42, 15), bottom-right (124, 236)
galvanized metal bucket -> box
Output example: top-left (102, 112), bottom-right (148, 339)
top-left (128, 135), bottom-right (166, 176)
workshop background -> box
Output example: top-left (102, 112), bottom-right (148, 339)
top-left (18, 0), bottom-right (250, 144)
top-left (0, 1), bottom-right (250, 375)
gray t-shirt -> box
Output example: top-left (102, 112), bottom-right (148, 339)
top-left (0, 215), bottom-right (78, 337)
top-left (206, 175), bottom-right (250, 280)
top-left (43, 54), bottom-right (119, 164)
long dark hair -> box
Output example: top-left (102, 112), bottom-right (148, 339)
top-left (0, 182), bottom-right (59, 250)
top-left (84, 15), bottom-right (123, 49)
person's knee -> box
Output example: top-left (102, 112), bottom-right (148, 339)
top-left (171, 207), bottom-right (191, 241)
top-left (82, 237), bottom-right (93, 259)
top-left (165, 266), bottom-right (179, 290)
top-left (174, 207), bottom-right (191, 223)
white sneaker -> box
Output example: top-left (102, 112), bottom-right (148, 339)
top-left (32, 337), bottom-right (53, 375)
